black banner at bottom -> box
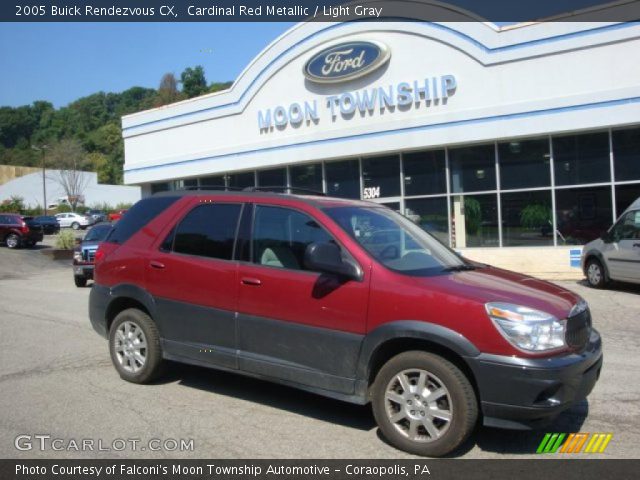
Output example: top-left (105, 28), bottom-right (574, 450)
top-left (2, 459), bottom-right (639, 480)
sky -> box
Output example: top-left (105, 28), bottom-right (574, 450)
top-left (0, 0), bottom-right (610, 108)
top-left (0, 22), bottom-right (294, 108)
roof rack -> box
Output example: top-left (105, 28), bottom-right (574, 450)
top-left (242, 186), bottom-right (326, 196)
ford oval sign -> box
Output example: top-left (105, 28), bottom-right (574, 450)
top-left (303, 41), bottom-right (390, 84)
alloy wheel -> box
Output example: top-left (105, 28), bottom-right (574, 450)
top-left (384, 369), bottom-right (453, 442)
top-left (587, 263), bottom-right (602, 286)
top-left (6, 234), bottom-right (19, 249)
top-left (113, 321), bottom-right (147, 373)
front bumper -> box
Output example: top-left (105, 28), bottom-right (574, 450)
top-left (73, 263), bottom-right (94, 279)
top-left (467, 328), bottom-right (603, 430)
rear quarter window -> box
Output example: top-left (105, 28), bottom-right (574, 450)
top-left (107, 196), bottom-right (179, 244)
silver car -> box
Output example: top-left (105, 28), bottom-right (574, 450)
top-left (55, 212), bottom-right (92, 230)
top-left (581, 197), bottom-right (640, 287)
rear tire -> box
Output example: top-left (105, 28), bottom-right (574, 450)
top-left (371, 351), bottom-right (478, 457)
top-left (5, 233), bottom-right (20, 249)
top-left (586, 258), bottom-right (607, 288)
top-left (74, 276), bottom-right (87, 287)
top-left (71, 222), bottom-right (80, 230)
top-left (109, 308), bottom-right (164, 384)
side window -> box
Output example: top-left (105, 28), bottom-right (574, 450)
top-left (252, 205), bottom-right (334, 271)
top-left (613, 210), bottom-right (640, 240)
top-left (173, 203), bottom-right (242, 260)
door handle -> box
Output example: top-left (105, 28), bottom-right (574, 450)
top-left (241, 277), bottom-right (262, 286)
top-left (149, 260), bottom-right (166, 269)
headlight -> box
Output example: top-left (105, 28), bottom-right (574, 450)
top-left (73, 251), bottom-right (83, 262)
top-left (485, 302), bottom-right (566, 352)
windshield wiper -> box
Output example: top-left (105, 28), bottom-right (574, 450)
top-left (441, 264), bottom-right (477, 272)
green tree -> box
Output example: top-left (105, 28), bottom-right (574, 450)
top-left (156, 73), bottom-right (180, 106)
top-left (88, 152), bottom-right (110, 184)
top-left (209, 81), bottom-right (232, 94)
top-left (181, 66), bottom-right (207, 98)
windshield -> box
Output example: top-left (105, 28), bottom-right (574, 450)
top-left (324, 206), bottom-right (470, 276)
top-left (84, 224), bottom-right (112, 242)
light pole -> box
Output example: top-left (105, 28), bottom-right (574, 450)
top-left (31, 145), bottom-right (49, 215)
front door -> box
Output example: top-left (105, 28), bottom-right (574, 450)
top-left (236, 204), bottom-right (369, 394)
top-left (146, 200), bottom-right (243, 368)
top-left (605, 209), bottom-right (640, 282)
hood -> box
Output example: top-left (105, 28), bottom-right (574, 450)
top-left (414, 265), bottom-right (581, 320)
top-left (81, 240), bottom-right (101, 249)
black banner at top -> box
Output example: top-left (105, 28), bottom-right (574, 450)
top-left (3, 0), bottom-right (640, 22)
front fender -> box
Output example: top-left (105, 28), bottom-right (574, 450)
top-left (356, 320), bottom-right (481, 381)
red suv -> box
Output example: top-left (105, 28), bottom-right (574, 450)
top-left (89, 190), bottom-right (602, 456)
top-left (0, 213), bottom-right (44, 249)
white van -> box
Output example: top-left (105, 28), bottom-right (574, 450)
top-left (581, 197), bottom-right (640, 287)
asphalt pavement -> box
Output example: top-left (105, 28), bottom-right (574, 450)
top-left (0, 238), bottom-right (639, 459)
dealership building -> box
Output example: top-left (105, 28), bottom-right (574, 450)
top-left (121, 7), bottom-right (640, 278)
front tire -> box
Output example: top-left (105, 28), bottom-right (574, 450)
top-left (371, 351), bottom-right (478, 457)
top-left (109, 308), bottom-right (164, 384)
top-left (74, 276), bottom-right (87, 287)
top-left (71, 222), bottom-right (80, 230)
top-left (586, 258), bottom-right (607, 288)
top-left (5, 233), bottom-right (20, 249)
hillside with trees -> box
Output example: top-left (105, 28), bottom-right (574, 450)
top-left (0, 66), bottom-right (231, 185)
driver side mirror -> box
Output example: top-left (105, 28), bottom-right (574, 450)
top-left (304, 242), bottom-right (363, 281)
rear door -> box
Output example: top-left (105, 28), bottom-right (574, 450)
top-left (145, 199), bottom-right (244, 368)
top-left (236, 203), bottom-right (369, 394)
top-left (605, 209), bottom-right (640, 282)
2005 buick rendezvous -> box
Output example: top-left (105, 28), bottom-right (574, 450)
top-left (89, 189), bottom-right (602, 456)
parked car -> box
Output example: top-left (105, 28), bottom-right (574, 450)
top-left (86, 209), bottom-right (107, 223)
top-left (31, 215), bottom-right (61, 235)
top-left (73, 223), bottom-right (113, 287)
top-left (89, 191), bottom-right (602, 457)
top-left (108, 209), bottom-right (128, 222)
top-left (55, 212), bottom-right (92, 230)
top-left (0, 213), bottom-right (44, 249)
top-left (582, 197), bottom-right (640, 288)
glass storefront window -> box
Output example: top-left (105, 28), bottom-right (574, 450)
top-left (403, 150), bottom-right (446, 196)
top-left (553, 131), bottom-right (610, 186)
top-left (499, 138), bottom-right (551, 190)
top-left (555, 186), bottom-right (613, 245)
top-left (290, 163), bottom-right (323, 193)
top-left (451, 194), bottom-right (499, 247)
top-left (227, 171), bottom-right (255, 189)
top-left (449, 144), bottom-right (496, 193)
top-left (200, 175), bottom-right (225, 188)
top-left (362, 155), bottom-right (401, 198)
top-left (257, 168), bottom-right (286, 187)
top-left (501, 190), bottom-right (553, 246)
top-left (405, 197), bottom-right (449, 245)
top-left (182, 178), bottom-right (198, 189)
top-left (613, 127), bottom-right (640, 181)
top-left (151, 182), bottom-right (170, 194)
top-left (615, 184), bottom-right (640, 217)
top-left (325, 159), bottom-right (360, 199)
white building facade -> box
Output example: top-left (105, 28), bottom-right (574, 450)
top-left (121, 11), bottom-right (640, 277)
